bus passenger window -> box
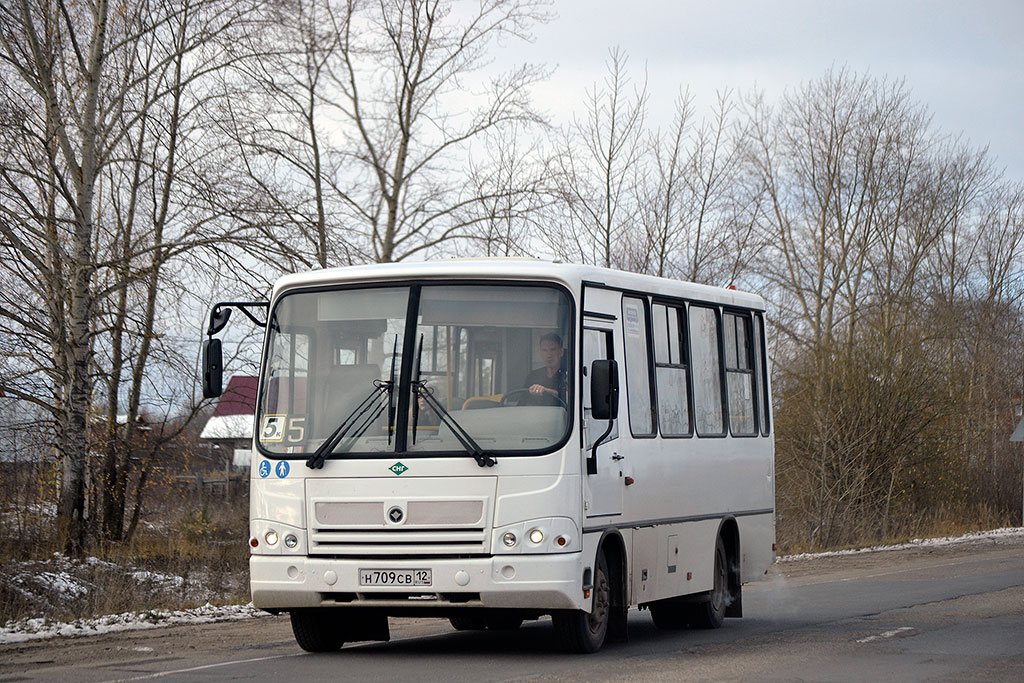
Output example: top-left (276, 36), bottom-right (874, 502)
top-left (754, 313), bottom-right (770, 435)
top-left (724, 312), bottom-right (756, 435)
top-left (689, 305), bottom-right (725, 436)
top-left (622, 296), bottom-right (655, 437)
top-left (653, 303), bottom-right (691, 437)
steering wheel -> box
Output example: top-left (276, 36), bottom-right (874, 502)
top-left (501, 387), bottom-right (567, 409)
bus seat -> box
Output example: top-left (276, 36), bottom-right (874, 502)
top-left (462, 394), bottom-right (503, 410)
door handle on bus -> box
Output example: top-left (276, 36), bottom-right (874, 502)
top-left (611, 453), bottom-right (624, 461)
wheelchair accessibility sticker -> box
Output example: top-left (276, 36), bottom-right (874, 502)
top-left (258, 460), bottom-right (271, 478)
top-left (275, 460), bottom-right (290, 478)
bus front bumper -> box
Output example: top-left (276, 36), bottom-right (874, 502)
top-left (250, 553), bottom-right (587, 612)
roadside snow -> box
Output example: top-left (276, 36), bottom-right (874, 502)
top-left (779, 526), bottom-right (1024, 562)
top-left (24, 571), bottom-right (90, 599)
top-left (0, 603), bottom-right (264, 645)
top-left (129, 570), bottom-right (185, 589)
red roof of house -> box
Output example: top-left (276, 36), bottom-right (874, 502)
top-left (212, 376), bottom-right (258, 417)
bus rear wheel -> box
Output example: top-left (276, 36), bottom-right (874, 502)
top-left (290, 609), bottom-right (346, 652)
top-left (649, 535), bottom-right (730, 630)
top-left (552, 551), bottom-right (611, 653)
top-left (690, 536), bottom-right (728, 629)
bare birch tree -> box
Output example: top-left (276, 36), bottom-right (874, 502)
top-left (224, 0), bottom-right (551, 268)
top-left (217, 0), bottom-right (355, 271)
top-left (0, 0), bottom-right (256, 553)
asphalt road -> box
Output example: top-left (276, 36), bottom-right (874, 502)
top-left (2, 534), bottom-right (1022, 682)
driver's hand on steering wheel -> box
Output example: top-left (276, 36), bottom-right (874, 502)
top-left (529, 383), bottom-right (553, 396)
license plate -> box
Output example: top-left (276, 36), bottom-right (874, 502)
top-left (359, 569), bottom-right (432, 587)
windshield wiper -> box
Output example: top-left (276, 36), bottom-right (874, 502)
top-left (306, 378), bottom-right (392, 469)
top-left (410, 335), bottom-right (495, 468)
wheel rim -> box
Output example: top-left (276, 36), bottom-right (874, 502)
top-left (587, 563), bottom-right (610, 635)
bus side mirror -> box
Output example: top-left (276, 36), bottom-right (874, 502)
top-left (202, 338), bottom-right (223, 399)
top-left (590, 359), bottom-right (619, 420)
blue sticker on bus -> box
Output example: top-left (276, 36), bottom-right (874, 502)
top-left (258, 460), bottom-right (271, 478)
top-left (275, 460), bottom-right (290, 478)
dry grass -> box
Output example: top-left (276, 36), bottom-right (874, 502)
top-left (776, 502), bottom-right (1015, 555)
top-left (0, 494), bottom-right (250, 625)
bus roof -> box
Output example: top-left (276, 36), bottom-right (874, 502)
top-left (272, 259), bottom-right (766, 311)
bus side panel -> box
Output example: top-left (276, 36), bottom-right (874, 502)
top-left (739, 513), bottom-right (775, 581)
top-left (631, 520), bottom-right (718, 604)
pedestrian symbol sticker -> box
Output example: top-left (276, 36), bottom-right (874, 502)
top-left (275, 460), bottom-right (290, 478)
top-left (258, 460), bottom-right (271, 478)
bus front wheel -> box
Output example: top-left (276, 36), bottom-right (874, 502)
top-left (290, 609), bottom-right (346, 652)
top-left (552, 551), bottom-right (611, 653)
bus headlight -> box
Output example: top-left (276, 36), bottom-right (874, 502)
top-left (494, 518), bottom-right (577, 554)
top-left (250, 521), bottom-right (305, 555)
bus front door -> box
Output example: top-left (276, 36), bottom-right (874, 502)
top-left (582, 305), bottom-right (623, 520)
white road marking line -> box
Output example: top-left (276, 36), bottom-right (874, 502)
top-left (856, 626), bottom-right (915, 643)
top-left (105, 652), bottom-right (304, 682)
top-left (103, 630), bottom-right (440, 681)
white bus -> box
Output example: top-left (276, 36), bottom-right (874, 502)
top-left (202, 260), bottom-right (774, 653)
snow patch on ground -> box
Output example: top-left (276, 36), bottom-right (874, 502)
top-left (25, 571), bottom-right (90, 599)
top-left (129, 570), bottom-right (185, 590)
top-left (779, 526), bottom-right (1024, 562)
top-left (0, 603), bottom-right (264, 644)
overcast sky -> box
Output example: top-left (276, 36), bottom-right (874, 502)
top-left (511, 0), bottom-right (1024, 179)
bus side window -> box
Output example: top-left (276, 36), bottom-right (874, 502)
top-left (622, 296), bottom-right (655, 437)
top-left (653, 303), bottom-right (691, 437)
top-left (724, 311), bottom-right (756, 435)
top-left (754, 313), bottom-right (770, 435)
top-left (688, 305), bottom-right (725, 436)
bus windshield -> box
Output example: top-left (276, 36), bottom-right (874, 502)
top-left (257, 283), bottom-right (572, 458)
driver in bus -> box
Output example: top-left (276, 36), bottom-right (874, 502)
top-left (523, 333), bottom-right (566, 406)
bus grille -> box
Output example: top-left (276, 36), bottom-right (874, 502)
top-left (308, 527), bottom-right (488, 556)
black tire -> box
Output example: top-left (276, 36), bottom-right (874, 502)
top-left (449, 614), bottom-right (487, 631)
top-left (690, 536), bottom-right (728, 629)
top-left (290, 609), bottom-right (346, 652)
top-left (552, 551), bottom-right (611, 653)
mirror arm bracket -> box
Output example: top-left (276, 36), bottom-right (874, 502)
top-left (588, 420), bottom-right (615, 475)
top-left (207, 301), bottom-right (269, 335)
